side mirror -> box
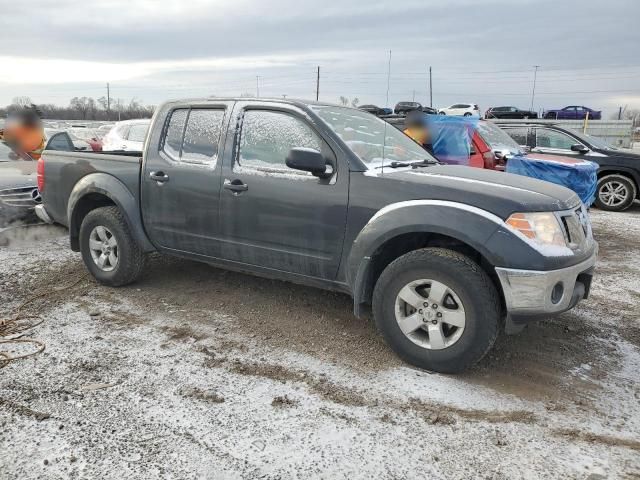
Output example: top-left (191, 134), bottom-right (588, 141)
top-left (571, 144), bottom-right (589, 154)
top-left (286, 147), bottom-right (329, 177)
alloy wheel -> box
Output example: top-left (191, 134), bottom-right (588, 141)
top-left (89, 226), bottom-right (119, 272)
top-left (394, 279), bottom-right (466, 350)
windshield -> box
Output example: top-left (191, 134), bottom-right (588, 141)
top-left (569, 129), bottom-right (617, 150)
top-left (310, 105), bottom-right (433, 168)
top-left (476, 121), bottom-right (523, 155)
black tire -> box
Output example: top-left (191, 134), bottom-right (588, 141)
top-left (439, 111), bottom-right (446, 115)
top-left (594, 174), bottom-right (637, 212)
top-left (372, 248), bottom-right (500, 374)
top-left (79, 206), bottom-right (145, 286)
top-left (463, 112), bottom-right (472, 117)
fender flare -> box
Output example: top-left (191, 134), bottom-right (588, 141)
top-left (67, 173), bottom-right (154, 252)
top-left (346, 200), bottom-right (542, 316)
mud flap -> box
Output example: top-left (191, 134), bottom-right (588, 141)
top-left (504, 313), bottom-right (526, 335)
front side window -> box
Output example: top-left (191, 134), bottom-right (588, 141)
top-left (237, 110), bottom-right (321, 175)
top-left (535, 128), bottom-right (579, 150)
top-left (161, 108), bottom-right (225, 165)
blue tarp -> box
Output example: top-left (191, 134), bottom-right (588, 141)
top-left (425, 115), bottom-right (477, 165)
top-left (506, 155), bottom-right (598, 206)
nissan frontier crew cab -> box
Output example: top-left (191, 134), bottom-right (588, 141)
top-left (36, 98), bottom-right (598, 373)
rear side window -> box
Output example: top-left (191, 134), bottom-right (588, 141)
top-left (162, 109), bottom-right (188, 160)
top-left (181, 110), bottom-right (225, 164)
top-left (127, 124), bottom-right (148, 142)
top-left (47, 133), bottom-right (72, 151)
top-left (161, 108), bottom-right (225, 165)
top-left (503, 127), bottom-right (528, 146)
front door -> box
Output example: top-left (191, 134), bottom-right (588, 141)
top-left (141, 102), bottom-right (231, 256)
top-left (532, 127), bottom-right (585, 156)
top-left (218, 102), bottom-right (348, 280)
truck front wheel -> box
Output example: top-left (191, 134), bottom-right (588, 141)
top-left (79, 206), bottom-right (145, 286)
top-left (372, 248), bottom-right (500, 373)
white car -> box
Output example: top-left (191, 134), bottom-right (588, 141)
top-left (438, 103), bottom-right (480, 117)
top-left (101, 119), bottom-right (150, 152)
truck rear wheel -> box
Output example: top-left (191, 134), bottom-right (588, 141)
top-left (79, 206), bottom-right (145, 286)
top-left (372, 248), bottom-right (500, 373)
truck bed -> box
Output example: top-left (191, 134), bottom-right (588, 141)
top-left (41, 150), bottom-right (143, 227)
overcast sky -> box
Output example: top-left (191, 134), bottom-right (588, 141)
top-left (1, 0), bottom-right (639, 115)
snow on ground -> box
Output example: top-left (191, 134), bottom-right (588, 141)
top-left (1, 208), bottom-right (639, 479)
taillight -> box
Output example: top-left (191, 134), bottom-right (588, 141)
top-left (37, 156), bottom-right (45, 192)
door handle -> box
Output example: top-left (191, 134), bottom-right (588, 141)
top-left (224, 179), bottom-right (248, 194)
top-left (150, 171), bottom-right (170, 183)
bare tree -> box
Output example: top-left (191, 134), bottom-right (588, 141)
top-left (351, 97), bottom-right (360, 108)
top-left (339, 96), bottom-right (349, 106)
top-left (12, 96), bottom-right (32, 107)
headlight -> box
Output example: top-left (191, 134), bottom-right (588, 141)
top-left (506, 212), bottom-right (567, 247)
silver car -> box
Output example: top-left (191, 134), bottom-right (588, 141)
top-left (0, 142), bottom-right (40, 225)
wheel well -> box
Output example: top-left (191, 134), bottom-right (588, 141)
top-left (597, 171), bottom-right (639, 197)
top-left (358, 232), bottom-right (504, 314)
top-left (69, 193), bottom-right (116, 251)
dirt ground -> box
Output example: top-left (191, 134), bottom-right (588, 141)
top-left (1, 206), bottom-right (639, 479)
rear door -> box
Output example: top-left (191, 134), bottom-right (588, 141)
top-left (218, 101), bottom-right (348, 280)
top-left (124, 123), bottom-right (148, 151)
top-left (141, 101), bottom-right (232, 256)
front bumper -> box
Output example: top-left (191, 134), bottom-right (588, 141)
top-left (495, 243), bottom-right (598, 322)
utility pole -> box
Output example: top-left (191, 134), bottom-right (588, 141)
top-left (316, 66), bottom-right (320, 101)
top-left (530, 65), bottom-right (540, 112)
top-left (256, 76), bottom-right (260, 97)
top-left (429, 66), bottom-right (433, 108)
top-left (106, 83), bottom-right (111, 120)
top-left (385, 50), bottom-right (392, 107)
top-left (412, 90), bottom-right (416, 102)
top-left (618, 106), bottom-right (623, 120)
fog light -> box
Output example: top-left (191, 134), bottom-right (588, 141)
top-left (551, 282), bottom-right (564, 304)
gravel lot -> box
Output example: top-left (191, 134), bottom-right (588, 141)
top-left (1, 207), bottom-right (639, 479)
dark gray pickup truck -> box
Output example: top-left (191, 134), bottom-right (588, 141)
top-left (36, 98), bottom-right (598, 373)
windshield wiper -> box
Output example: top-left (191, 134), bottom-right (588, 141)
top-left (409, 158), bottom-right (440, 168)
top-left (374, 161), bottom-right (412, 169)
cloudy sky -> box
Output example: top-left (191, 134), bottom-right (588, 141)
top-left (1, 0), bottom-right (639, 116)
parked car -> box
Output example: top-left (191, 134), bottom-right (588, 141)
top-left (499, 123), bottom-right (640, 211)
top-left (394, 101), bottom-right (422, 115)
top-left (359, 104), bottom-right (386, 116)
top-left (438, 103), bottom-right (480, 117)
top-left (485, 106), bottom-right (538, 119)
top-left (37, 98), bottom-right (597, 374)
top-left (68, 128), bottom-right (103, 152)
top-left (43, 129), bottom-right (91, 152)
top-left (0, 142), bottom-right (39, 225)
top-left (101, 119), bottom-right (150, 152)
top-left (422, 106), bottom-right (438, 115)
top-left (543, 106), bottom-right (601, 120)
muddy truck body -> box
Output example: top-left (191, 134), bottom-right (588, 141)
top-left (36, 98), bottom-right (598, 373)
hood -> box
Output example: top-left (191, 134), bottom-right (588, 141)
top-left (0, 160), bottom-right (37, 190)
top-left (375, 164), bottom-right (580, 218)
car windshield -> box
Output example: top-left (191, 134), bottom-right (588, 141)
top-left (569, 129), bottom-right (617, 150)
top-left (311, 105), bottom-right (433, 168)
top-left (0, 141), bottom-right (15, 161)
top-left (476, 121), bottom-right (524, 155)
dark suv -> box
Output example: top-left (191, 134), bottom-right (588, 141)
top-left (485, 106), bottom-right (538, 120)
top-left (394, 101), bottom-right (422, 115)
top-left (500, 122), bottom-right (640, 211)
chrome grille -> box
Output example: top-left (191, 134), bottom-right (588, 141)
top-left (0, 186), bottom-right (41, 208)
top-left (560, 205), bottom-right (591, 249)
